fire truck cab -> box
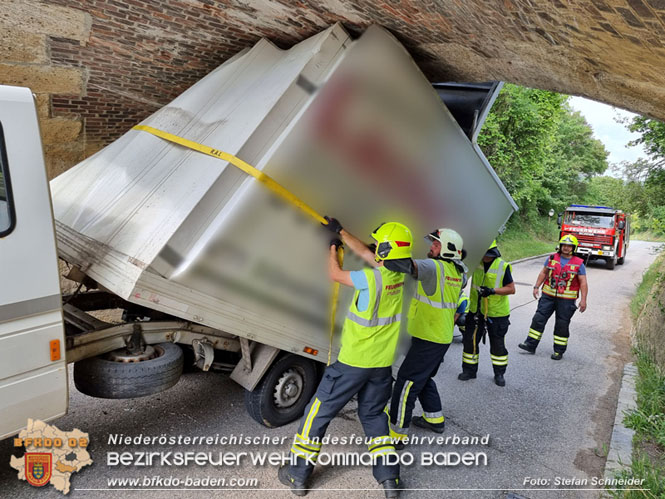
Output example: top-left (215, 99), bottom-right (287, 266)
top-left (557, 204), bottom-right (630, 270)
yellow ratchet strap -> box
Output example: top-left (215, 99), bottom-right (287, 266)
top-left (132, 125), bottom-right (326, 225)
top-left (132, 124), bottom-right (341, 364)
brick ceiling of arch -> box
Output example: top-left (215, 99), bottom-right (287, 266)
top-left (3, 0), bottom-right (665, 177)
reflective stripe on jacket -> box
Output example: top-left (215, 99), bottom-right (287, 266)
top-left (407, 259), bottom-right (462, 344)
top-left (339, 266), bottom-right (405, 367)
top-left (469, 258), bottom-right (511, 317)
top-left (542, 253), bottom-right (583, 300)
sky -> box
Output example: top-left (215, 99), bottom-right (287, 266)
top-left (568, 96), bottom-right (647, 169)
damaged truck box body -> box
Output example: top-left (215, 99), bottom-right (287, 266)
top-left (1, 23), bottom-right (516, 436)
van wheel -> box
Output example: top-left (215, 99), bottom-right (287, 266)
top-left (74, 343), bottom-right (183, 398)
top-left (244, 354), bottom-right (319, 428)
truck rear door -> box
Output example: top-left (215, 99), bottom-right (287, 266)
top-left (0, 85), bottom-right (67, 439)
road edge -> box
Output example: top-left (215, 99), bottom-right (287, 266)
top-left (509, 252), bottom-right (551, 265)
top-left (603, 362), bottom-right (637, 479)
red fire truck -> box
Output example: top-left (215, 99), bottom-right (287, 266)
top-left (557, 204), bottom-right (630, 270)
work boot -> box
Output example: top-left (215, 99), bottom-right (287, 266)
top-left (518, 342), bottom-right (536, 354)
top-left (278, 465), bottom-right (307, 496)
top-left (381, 478), bottom-right (400, 498)
top-left (551, 352), bottom-right (564, 361)
top-left (457, 371), bottom-right (477, 381)
top-left (494, 374), bottom-right (505, 387)
top-left (412, 416), bottom-right (445, 434)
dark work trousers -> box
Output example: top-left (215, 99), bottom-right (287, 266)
top-left (389, 337), bottom-right (450, 438)
top-left (461, 312), bottom-right (510, 375)
top-left (288, 361), bottom-right (398, 484)
top-left (524, 294), bottom-right (577, 353)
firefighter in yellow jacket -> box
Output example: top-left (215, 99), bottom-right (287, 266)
top-left (458, 240), bottom-right (515, 386)
top-left (279, 218), bottom-right (412, 498)
top-left (389, 228), bottom-right (466, 441)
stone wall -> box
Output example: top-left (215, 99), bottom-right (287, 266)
top-left (0, 0), bottom-right (90, 177)
top-left (634, 253), bottom-right (665, 370)
top-left (2, 0), bottom-right (665, 178)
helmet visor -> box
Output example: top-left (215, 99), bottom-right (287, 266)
top-left (424, 230), bottom-right (440, 243)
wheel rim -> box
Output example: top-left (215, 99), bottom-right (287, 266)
top-left (273, 367), bottom-right (304, 409)
top-left (106, 345), bottom-right (161, 363)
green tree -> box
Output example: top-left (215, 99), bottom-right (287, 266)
top-left (627, 117), bottom-right (665, 175)
top-left (618, 116), bottom-right (665, 234)
top-left (584, 176), bottom-right (627, 209)
top-left (478, 84), bottom-right (609, 222)
top-left (542, 109), bottom-right (608, 211)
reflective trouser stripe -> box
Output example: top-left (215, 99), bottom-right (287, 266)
top-left (294, 433), bottom-right (322, 452)
top-left (290, 430), bottom-right (322, 462)
top-left (397, 380), bottom-right (413, 428)
top-left (389, 421), bottom-right (409, 441)
top-left (528, 328), bottom-right (543, 340)
top-left (368, 436), bottom-right (396, 457)
top-left (302, 398), bottom-right (321, 438)
top-left (553, 335), bottom-right (569, 345)
top-left (290, 444), bottom-right (319, 462)
top-left (490, 354), bottom-right (508, 366)
top-left (368, 436), bottom-right (392, 447)
top-left (463, 353), bottom-right (479, 364)
top-left (369, 446), bottom-right (398, 458)
top-left (423, 411), bottom-right (445, 424)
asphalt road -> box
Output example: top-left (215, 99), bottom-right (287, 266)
top-left (2, 240), bottom-right (662, 499)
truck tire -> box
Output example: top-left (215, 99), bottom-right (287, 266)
top-left (74, 343), bottom-right (184, 399)
top-left (244, 354), bottom-right (319, 428)
top-left (617, 245), bottom-right (626, 265)
top-left (606, 254), bottom-right (616, 270)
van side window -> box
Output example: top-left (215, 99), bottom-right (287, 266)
top-left (0, 122), bottom-right (16, 237)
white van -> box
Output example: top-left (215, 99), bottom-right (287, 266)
top-left (0, 86), bottom-right (68, 439)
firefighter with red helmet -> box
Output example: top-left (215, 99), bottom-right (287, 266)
top-left (518, 234), bottom-right (588, 360)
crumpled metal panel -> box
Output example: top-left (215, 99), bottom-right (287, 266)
top-left (51, 24), bottom-right (516, 358)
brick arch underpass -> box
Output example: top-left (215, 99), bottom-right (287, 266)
top-left (2, 0), bottom-right (664, 177)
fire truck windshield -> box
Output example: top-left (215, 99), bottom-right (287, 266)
top-left (565, 212), bottom-right (615, 228)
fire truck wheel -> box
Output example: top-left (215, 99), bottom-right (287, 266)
top-left (74, 343), bottom-right (184, 398)
top-left (606, 254), bottom-right (616, 270)
top-left (617, 246), bottom-right (625, 265)
top-left (244, 354), bottom-right (319, 428)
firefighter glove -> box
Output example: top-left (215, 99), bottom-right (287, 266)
top-left (330, 238), bottom-right (343, 249)
top-left (322, 216), bottom-right (343, 234)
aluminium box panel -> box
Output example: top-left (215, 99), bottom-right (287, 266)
top-left (164, 26), bottom-right (517, 359)
top-left (52, 25), bottom-right (516, 363)
top-left (51, 24), bottom-right (350, 273)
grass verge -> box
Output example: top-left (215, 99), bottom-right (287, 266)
top-left (631, 231), bottom-right (665, 243)
top-left (630, 252), bottom-right (665, 320)
top-left (611, 254), bottom-right (665, 498)
top-left (497, 216), bottom-right (559, 262)
top-left (611, 351), bottom-right (665, 498)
